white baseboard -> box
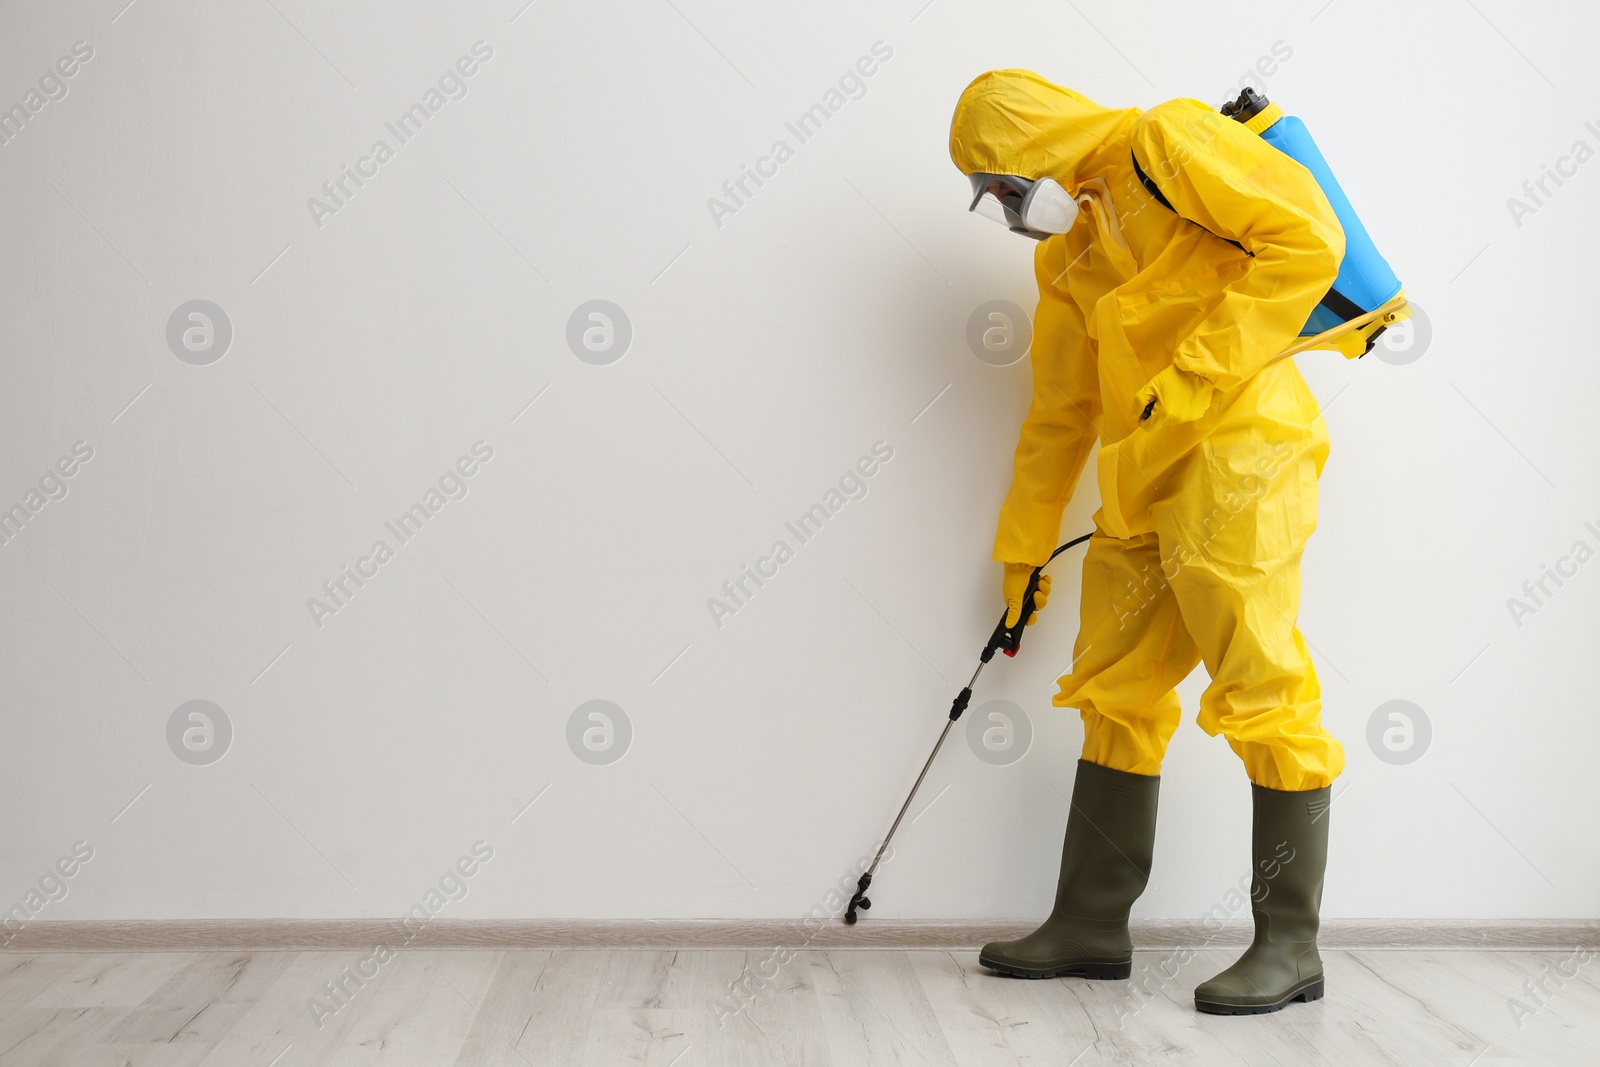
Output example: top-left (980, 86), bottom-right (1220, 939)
top-left (3, 918), bottom-right (1596, 952)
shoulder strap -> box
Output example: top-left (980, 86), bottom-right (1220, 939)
top-left (1129, 148), bottom-right (1365, 325)
top-left (1129, 150), bottom-right (1174, 212)
top-left (1130, 149), bottom-right (1245, 253)
top-left (1315, 286), bottom-right (1366, 322)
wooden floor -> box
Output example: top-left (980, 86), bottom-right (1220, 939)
top-left (1, 947), bottom-right (1596, 1065)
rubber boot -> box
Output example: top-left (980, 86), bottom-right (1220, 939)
top-left (1194, 783), bottom-right (1331, 1015)
top-left (979, 760), bottom-right (1159, 979)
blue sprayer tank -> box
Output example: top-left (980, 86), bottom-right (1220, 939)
top-left (1221, 88), bottom-right (1405, 351)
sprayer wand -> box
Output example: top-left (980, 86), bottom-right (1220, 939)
top-left (844, 532), bottom-right (1093, 924)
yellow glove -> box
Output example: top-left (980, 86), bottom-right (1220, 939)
top-left (1002, 562), bottom-right (1052, 627)
top-left (1136, 364), bottom-right (1215, 430)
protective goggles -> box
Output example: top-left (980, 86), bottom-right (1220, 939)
top-left (967, 172), bottom-right (1079, 240)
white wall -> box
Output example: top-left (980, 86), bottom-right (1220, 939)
top-left (2, 0), bottom-right (1596, 926)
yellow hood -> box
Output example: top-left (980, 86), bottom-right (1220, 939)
top-left (948, 69), bottom-right (1139, 189)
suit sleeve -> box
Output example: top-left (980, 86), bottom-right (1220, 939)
top-left (1132, 101), bottom-right (1345, 393)
top-left (994, 253), bottom-right (1100, 566)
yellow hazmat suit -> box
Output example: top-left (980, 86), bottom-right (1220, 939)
top-left (950, 70), bottom-right (1345, 791)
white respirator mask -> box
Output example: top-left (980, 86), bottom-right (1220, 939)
top-left (967, 172), bottom-right (1079, 241)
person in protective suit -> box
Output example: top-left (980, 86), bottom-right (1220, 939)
top-left (950, 70), bottom-right (1345, 1015)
